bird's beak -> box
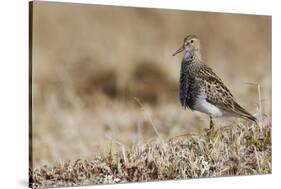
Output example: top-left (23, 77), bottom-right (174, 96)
top-left (172, 46), bottom-right (184, 56)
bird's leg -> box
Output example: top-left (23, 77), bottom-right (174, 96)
top-left (209, 116), bottom-right (214, 129)
top-left (206, 116), bottom-right (218, 138)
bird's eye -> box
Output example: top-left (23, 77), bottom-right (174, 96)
top-left (190, 40), bottom-right (194, 43)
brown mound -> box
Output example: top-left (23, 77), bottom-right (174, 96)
top-left (75, 60), bottom-right (178, 106)
top-left (124, 60), bottom-right (177, 105)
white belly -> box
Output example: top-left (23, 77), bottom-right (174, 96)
top-left (193, 96), bottom-right (225, 117)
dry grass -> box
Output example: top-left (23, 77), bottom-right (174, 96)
top-left (30, 118), bottom-right (271, 188)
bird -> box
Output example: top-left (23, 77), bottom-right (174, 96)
top-left (172, 35), bottom-right (257, 129)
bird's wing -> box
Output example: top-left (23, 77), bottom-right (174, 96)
top-left (197, 65), bottom-right (256, 122)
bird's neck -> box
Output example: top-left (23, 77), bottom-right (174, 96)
top-left (180, 50), bottom-right (202, 76)
top-left (183, 49), bottom-right (202, 63)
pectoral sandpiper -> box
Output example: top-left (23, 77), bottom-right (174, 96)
top-left (173, 35), bottom-right (257, 129)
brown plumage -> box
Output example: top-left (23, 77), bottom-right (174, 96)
top-left (197, 64), bottom-right (257, 122)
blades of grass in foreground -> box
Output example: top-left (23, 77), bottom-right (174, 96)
top-left (134, 97), bottom-right (162, 139)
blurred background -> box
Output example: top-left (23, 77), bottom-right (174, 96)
top-left (31, 1), bottom-right (271, 168)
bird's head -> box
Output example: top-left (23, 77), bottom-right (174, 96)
top-left (173, 35), bottom-right (200, 56)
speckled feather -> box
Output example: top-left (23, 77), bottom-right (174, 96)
top-left (197, 64), bottom-right (256, 121)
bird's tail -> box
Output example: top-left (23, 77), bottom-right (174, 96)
top-left (243, 113), bottom-right (258, 124)
top-left (233, 102), bottom-right (257, 124)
